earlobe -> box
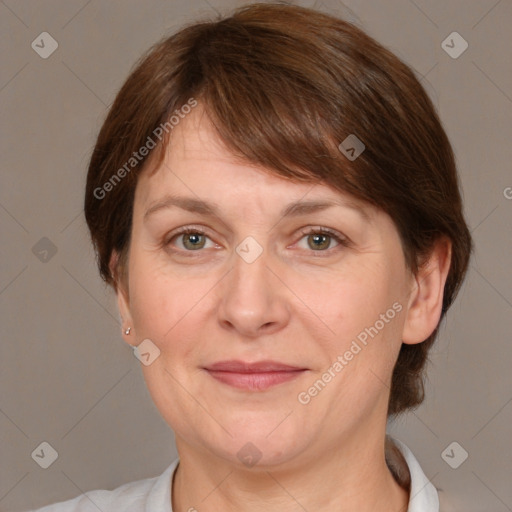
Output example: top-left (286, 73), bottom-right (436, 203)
top-left (109, 251), bottom-right (137, 346)
top-left (117, 283), bottom-right (137, 346)
top-left (402, 237), bottom-right (452, 345)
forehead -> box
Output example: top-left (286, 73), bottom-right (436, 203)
top-left (135, 105), bottom-right (374, 219)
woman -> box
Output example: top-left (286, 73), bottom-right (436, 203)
top-left (29, 3), bottom-right (472, 511)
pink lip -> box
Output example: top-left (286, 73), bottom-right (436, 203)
top-left (204, 360), bottom-right (307, 391)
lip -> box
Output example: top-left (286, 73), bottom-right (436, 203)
top-left (205, 360), bottom-right (306, 372)
top-left (204, 360), bottom-right (308, 391)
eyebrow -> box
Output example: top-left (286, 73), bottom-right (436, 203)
top-left (143, 194), bottom-right (370, 223)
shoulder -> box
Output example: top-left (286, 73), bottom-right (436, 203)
top-left (24, 459), bottom-right (179, 512)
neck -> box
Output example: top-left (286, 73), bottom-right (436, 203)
top-left (171, 433), bottom-right (409, 512)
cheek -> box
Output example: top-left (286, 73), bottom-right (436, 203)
top-left (128, 254), bottom-right (216, 358)
top-left (292, 259), bottom-right (397, 340)
top-left (127, 252), bottom-right (178, 337)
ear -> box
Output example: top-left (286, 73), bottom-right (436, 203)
top-left (109, 251), bottom-right (137, 347)
top-left (402, 237), bottom-right (452, 345)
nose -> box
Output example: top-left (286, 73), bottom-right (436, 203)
top-left (217, 241), bottom-right (291, 339)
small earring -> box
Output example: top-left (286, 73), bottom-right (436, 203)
top-left (124, 327), bottom-right (131, 335)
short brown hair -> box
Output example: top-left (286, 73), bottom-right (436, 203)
top-left (84, 2), bottom-right (472, 416)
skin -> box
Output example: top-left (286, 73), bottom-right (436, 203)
top-left (113, 105), bottom-right (451, 512)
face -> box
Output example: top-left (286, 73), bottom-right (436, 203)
top-left (117, 105), bottom-right (419, 469)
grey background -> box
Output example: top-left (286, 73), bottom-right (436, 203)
top-left (1, 1), bottom-right (511, 511)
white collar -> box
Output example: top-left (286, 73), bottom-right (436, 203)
top-left (389, 437), bottom-right (440, 511)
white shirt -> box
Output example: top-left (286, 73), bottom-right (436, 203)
top-left (25, 438), bottom-right (439, 512)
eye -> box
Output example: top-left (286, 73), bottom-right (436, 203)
top-left (296, 227), bottom-right (348, 252)
top-left (164, 226), bottom-right (349, 255)
top-left (165, 227), bottom-right (216, 251)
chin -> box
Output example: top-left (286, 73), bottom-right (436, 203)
top-left (218, 437), bottom-right (304, 470)
top-left (212, 419), bottom-right (308, 467)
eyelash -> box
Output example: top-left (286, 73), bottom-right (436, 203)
top-left (164, 226), bottom-right (350, 255)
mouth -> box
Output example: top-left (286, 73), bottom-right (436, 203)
top-left (203, 360), bottom-right (308, 391)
